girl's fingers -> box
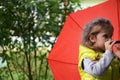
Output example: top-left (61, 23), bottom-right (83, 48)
top-left (110, 41), bottom-right (116, 46)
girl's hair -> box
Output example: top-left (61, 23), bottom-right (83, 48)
top-left (82, 18), bottom-right (113, 49)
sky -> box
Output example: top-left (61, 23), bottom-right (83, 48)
top-left (81, 0), bottom-right (107, 8)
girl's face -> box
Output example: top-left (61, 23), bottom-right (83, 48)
top-left (92, 30), bottom-right (111, 52)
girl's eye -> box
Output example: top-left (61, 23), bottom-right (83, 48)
top-left (103, 35), bottom-right (108, 38)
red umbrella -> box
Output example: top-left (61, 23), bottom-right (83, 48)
top-left (47, 0), bottom-right (120, 80)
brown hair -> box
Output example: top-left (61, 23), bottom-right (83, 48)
top-left (82, 18), bottom-right (113, 49)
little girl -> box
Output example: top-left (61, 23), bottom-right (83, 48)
top-left (78, 18), bottom-right (120, 80)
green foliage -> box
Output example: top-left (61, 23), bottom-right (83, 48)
top-left (0, 0), bottom-right (81, 80)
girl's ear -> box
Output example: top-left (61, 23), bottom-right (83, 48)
top-left (89, 35), bottom-right (96, 43)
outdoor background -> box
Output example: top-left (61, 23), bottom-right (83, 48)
top-left (0, 0), bottom-right (106, 80)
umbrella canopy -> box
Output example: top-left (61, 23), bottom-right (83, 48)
top-left (47, 0), bottom-right (120, 80)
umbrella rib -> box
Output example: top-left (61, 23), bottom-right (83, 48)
top-left (69, 14), bottom-right (83, 30)
top-left (47, 58), bottom-right (78, 65)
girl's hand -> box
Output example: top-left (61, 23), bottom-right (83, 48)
top-left (105, 39), bottom-right (115, 52)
